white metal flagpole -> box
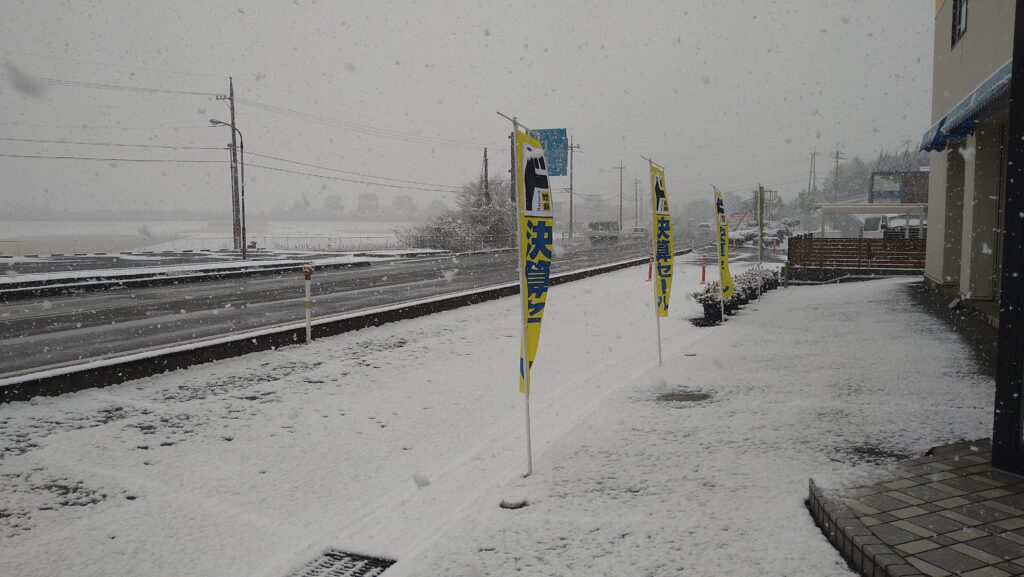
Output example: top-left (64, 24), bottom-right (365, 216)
top-left (302, 266), bottom-right (313, 342)
top-left (501, 112), bottom-right (533, 477)
top-left (656, 315), bottom-right (662, 366)
top-left (648, 159), bottom-right (662, 366)
top-left (757, 184), bottom-right (764, 300)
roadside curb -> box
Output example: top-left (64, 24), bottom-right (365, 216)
top-left (807, 479), bottom-right (921, 577)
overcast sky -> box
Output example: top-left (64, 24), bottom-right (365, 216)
top-left (1, 0), bottom-right (934, 219)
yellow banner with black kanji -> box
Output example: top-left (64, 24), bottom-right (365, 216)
top-left (650, 164), bottom-right (673, 317)
top-left (516, 130), bottom-right (554, 393)
top-left (714, 187), bottom-right (734, 299)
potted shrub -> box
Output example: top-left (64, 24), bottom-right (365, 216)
top-left (742, 273), bottom-right (759, 301)
top-left (724, 292), bottom-right (743, 314)
top-left (731, 270), bottom-right (755, 302)
top-left (691, 282), bottom-right (722, 323)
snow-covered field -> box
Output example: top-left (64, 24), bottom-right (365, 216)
top-left (0, 253), bottom-right (421, 286)
top-left (0, 265), bottom-right (993, 577)
top-left (0, 220), bottom-right (414, 255)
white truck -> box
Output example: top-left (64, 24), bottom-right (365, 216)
top-left (587, 221), bottom-right (621, 244)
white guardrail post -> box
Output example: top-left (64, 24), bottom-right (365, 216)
top-left (302, 265), bottom-right (313, 342)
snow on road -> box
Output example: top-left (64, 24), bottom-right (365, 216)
top-left (0, 263), bottom-right (993, 577)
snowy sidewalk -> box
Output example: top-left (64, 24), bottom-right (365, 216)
top-left (0, 267), bottom-right (993, 577)
top-left (403, 278), bottom-right (993, 576)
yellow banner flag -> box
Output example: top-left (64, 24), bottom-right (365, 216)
top-left (516, 130), bottom-right (554, 393)
top-left (714, 187), bottom-right (735, 299)
top-left (650, 164), bottom-right (673, 317)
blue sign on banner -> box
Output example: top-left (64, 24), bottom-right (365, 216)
top-left (529, 128), bottom-right (568, 177)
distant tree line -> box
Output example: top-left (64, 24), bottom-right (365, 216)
top-left (788, 147), bottom-right (929, 225)
top-left (396, 176), bottom-right (515, 252)
top-left (275, 191), bottom-right (447, 222)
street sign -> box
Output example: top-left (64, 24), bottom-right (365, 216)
top-left (529, 128), bottom-right (568, 176)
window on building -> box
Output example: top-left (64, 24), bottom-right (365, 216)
top-left (951, 0), bottom-right (969, 47)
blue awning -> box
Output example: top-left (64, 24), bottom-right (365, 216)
top-left (919, 117), bottom-right (947, 152)
top-left (920, 58), bottom-right (1012, 152)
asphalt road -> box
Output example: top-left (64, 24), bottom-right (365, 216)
top-left (0, 241), bottom-right (656, 378)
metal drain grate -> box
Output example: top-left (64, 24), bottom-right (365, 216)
top-left (287, 549), bottom-right (395, 577)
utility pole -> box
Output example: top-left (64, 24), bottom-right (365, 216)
top-left (812, 152), bottom-right (817, 195)
top-left (614, 161), bottom-right (624, 231)
top-left (509, 133), bottom-right (515, 205)
top-left (568, 137), bottom-right (580, 240)
top-left (482, 147), bottom-right (490, 205)
top-left (507, 131), bottom-right (516, 204)
top-left (807, 151), bottom-right (816, 198)
top-left (228, 78), bottom-right (241, 252)
top-left (634, 176), bottom-right (640, 227)
top-left (833, 144), bottom-right (846, 201)
top-left (216, 78), bottom-right (242, 252)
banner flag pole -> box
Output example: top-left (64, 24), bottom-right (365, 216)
top-left (644, 157), bottom-right (672, 366)
top-left (649, 159), bottom-right (662, 366)
top-left (499, 111), bottom-right (553, 478)
top-left (758, 184), bottom-right (765, 299)
top-left (511, 117), bottom-right (533, 478)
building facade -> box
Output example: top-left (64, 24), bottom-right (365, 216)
top-left (922, 0), bottom-right (1013, 312)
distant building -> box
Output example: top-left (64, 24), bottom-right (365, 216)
top-left (921, 0), bottom-right (1012, 318)
top-left (868, 171), bottom-right (929, 205)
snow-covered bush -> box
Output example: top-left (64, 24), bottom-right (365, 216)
top-left (397, 176), bottom-right (515, 252)
top-left (735, 270), bottom-right (759, 298)
top-left (691, 282), bottom-right (721, 305)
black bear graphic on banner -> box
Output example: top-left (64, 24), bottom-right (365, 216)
top-left (522, 144), bottom-right (550, 216)
top-left (654, 173), bottom-right (668, 214)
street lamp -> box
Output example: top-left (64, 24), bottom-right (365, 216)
top-left (210, 118), bottom-right (247, 259)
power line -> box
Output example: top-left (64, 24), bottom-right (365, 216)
top-left (0, 152), bottom-right (221, 163)
top-left (239, 98), bottom-right (484, 149)
top-left (714, 175), bottom-right (808, 195)
top-left (0, 135), bottom-right (462, 190)
top-left (571, 191), bottom-right (620, 200)
top-left (0, 121), bottom-right (210, 130)
top-left (0, 136), bottom-right (223, 150)
top-left (246, 151), bottom-right (461, 190)
top-left (237, 97), bottom-right (493, 150)
top-left (0, 135), bottom-right (464, 192)
top-left (0, 73), bottom-right (218, 97)
top-left (669, 158), bottom-right (809, 186)
top-left (0, 48), bottom-right (224, 79)
top-left (246, 163), bottom-right (462, 193)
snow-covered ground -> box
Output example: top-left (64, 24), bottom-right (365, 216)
top-left (0, 264), bottom-right (993, 577)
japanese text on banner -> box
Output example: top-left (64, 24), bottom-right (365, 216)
top-left (650, 165), bottom-right (673, 317)
top-left (516, 130), bottom-right (554, 393)
top-left (714, 188), bottom-right (735, 299)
